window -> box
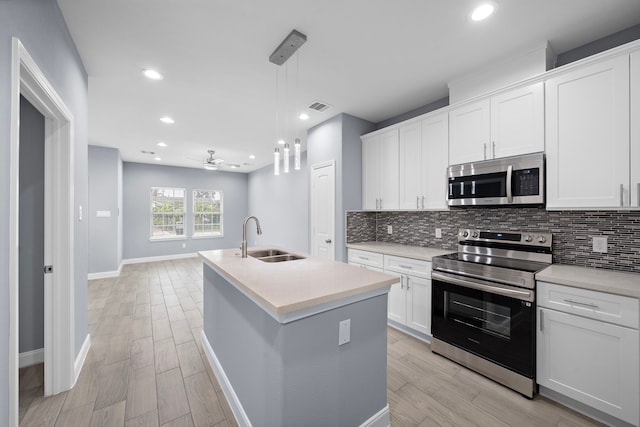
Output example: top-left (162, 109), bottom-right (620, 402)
top-left (193, 189), bottom-right (223, 237)
top-left (150, 187), bottom-right (186, 239)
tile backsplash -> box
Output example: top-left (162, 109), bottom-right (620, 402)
top-left (346, 208), bottom-right (640, 273)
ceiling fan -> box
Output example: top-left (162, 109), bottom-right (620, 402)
top-left (203, 150), bottom-right (225, 170)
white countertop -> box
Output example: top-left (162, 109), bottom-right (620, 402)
top-left (199, 247), bottom-right (397, 322)
top-left (536, 264), bottom-right (640, 298)
top-left (346, 241), bottom-right (452, 261)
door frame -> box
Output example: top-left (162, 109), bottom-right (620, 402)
top-left (310, 160), bottom-right (336, 260)
top-left (9, 37), bottom-right (76, 425)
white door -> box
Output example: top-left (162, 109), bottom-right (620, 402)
top-left (386, 272), bottom-right (405, 324)
top-left (311, 162), bottom-right (335, 260)
top-left (405, 276), bottom-right (431, 335)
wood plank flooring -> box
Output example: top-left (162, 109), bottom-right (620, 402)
top-left (19, 257), bottom-right (604, 426)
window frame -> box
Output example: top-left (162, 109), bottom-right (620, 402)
top-left (192, 188), bottom-right (224, 239)
top-left (149, 187), bottom-right (187, 241)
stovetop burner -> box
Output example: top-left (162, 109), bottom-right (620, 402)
top-left (436, 252), bottom-right (550, 274)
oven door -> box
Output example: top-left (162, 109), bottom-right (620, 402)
top-left (431, 271), bottom-right (535, 378)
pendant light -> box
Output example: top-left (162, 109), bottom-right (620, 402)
top-left (294, 138), bottom-right (301, 170)
top-left (283, 143), bottom-right (290, 173)
top-left (294, 51), bottom-right (302, 170)
top-left (274, 148), bottom-right (280, 175)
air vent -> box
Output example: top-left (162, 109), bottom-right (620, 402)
top-left (141, 150), bottom-right (155, 155)
top-left (308, 101), bottom-right (332, 112)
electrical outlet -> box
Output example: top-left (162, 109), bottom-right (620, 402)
top-left (338, 319), bottom-right (351, 345)
top-left (387, 225), bottom-right (393, 235)
top-left (592, 236), bottom-right (607, 253)
top-left (435, 228), bottom-right (442, 239)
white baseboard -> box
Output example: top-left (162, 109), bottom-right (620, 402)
top-left (19, 348), bottom-right (44, 368)
top-left (88, 263), bottom-right (122, 280)
top-left (201, 330), bottom-right (391, 427)
top-left (201, 330), bottom-right (252, 427)
top-left (72, 334), bottom-right (91, 387)
top-left (123, 252), bottom-right (198, 265)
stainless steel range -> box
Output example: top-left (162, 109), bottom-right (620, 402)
top-left (431, 229), bottom-right (552, 398)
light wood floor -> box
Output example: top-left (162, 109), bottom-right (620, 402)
top-left (19, 257), bottom-right (604, 427)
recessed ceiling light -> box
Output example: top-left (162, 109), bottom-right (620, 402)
top-left (157, 142), bottom-right (167, 147)
top-left (471, 2), bottom-right (496, 21)
top-left (154, 157), bottom-right (162, 161)
top-left (299, 113), bottom-right (309, 120)
top-left (277, 139), bottom-right (286, 145)
top-left (249, 154), bottom-right (256, 159)
top-left (142, 69), bottom-right (164, 80)
top-left (160, 116), bottom-right (175, 124)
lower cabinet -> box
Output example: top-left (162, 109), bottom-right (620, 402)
top-left (347, 249), bottom-right (433, 336)
top-left (537, 282), bottom-right (639, 426)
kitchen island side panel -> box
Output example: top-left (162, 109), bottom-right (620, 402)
top-left (203, 264), bottom-right (389, 426)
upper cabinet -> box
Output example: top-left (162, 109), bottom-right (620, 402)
top-left (398, 112), bottom-right (449, 210)
top-left (545, 55), bottom-right (631, 209)
top-left (449, 82), bottom-right (544, 165)
top-left (362, 129), bottom-right (399, 210)
top-left (631, 51), bottom-right (640, 207)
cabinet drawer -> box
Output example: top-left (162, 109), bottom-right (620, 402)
top-left (538, 281), bottom-right (639, 329)
top-left (347, 249), bottom-right (384, 269)
top-left (384, 255), bottom-right (431, 279)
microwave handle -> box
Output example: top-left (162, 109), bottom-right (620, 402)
top-left (506, 165), bottom-right (513, 203)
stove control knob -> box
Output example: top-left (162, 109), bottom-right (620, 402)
top-left (524, 235), bottom-right (533, 243)
top-left (537, 236), bottom-right (547, 244)
top-left (471, 231), bottom-right (479, 238)
top-left (462, 231), bottom-right (469, 238)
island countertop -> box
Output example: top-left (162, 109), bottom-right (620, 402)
top-left (199, 247), bottom-right (397, 323)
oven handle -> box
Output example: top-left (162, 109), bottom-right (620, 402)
top-left (506, 165), bottom-right (513, 203)
top-left (432, 271), bottom-right (534, 302)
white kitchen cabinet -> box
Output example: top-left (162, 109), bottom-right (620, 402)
top-left (537, 282), bottom-right (639, 426)
top-left (449, 83), bottom-right (544, 165)
top-left (398, 113), bottom-right (449, 210)
top-left (631, 51), bottom-right (640, 207)
top-left (545, 55), bottom-right (631, 208)
top-left (347, 249), bottom-right (384, 272)
top-left (362, 129), bottom-right (399, 210)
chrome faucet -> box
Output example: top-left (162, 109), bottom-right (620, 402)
top-left (241, 216), bottom-right (262, 258)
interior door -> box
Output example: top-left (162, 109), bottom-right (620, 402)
top-left (311, 162), bottom-right (335, 260)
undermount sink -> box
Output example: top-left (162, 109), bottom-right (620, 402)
top-left (248, 249), bottom-right (289, 258)
top-left (247, 249), bottom-right (305, 263)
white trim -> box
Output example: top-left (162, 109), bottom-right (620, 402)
top-left (18, 349), bottom-right (44, 369)
top-left (10, 37), bottom-right (76, 427)
top-left (88, 263), bottom-right (123, 280)
top-left (72, 334), bottom-right (91, 387)
top-left (201, 330), bottom-right (252, 427)
top-left (359, 405), bottom-right (390, 427)
top-left (148, 236), bottom-right (188, 242)
top-left (122, 252), bottom-right (199, 265)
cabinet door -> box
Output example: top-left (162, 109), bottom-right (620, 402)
top-left (362, 135), bottom-right (379, 210)
top-left (378, 129), bottom-right (399, 210)
top-left (386, 271), bottom-right (405, 324)
top-left (421, 113), bottom-right (449, 210)
top-left (545, 55), bottom-right (630, 208)
top-left (631, 51), bottom-right (640, 207)
top-left (449, 98), bottom-right (491, 165)
top-left (405, 276), bottom-right (431, 335)
top-left (399, 123), bottom-right (422, 209)
top-left (490, 82), bottom-right (544, 158)
top-left (537, 307), bottom-right (640, 425)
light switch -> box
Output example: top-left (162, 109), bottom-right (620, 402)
top-left (96, 210), bottom-right (111, 217)
top-left (338, 319), bottom-right (351, 346)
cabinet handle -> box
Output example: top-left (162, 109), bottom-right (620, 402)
top-left (400, 276), bottom-right (404, 290)
top-left (421, 196), bottom-right (425, 209)
top-left (620, 184), bottom-right (624, 206)
top-left (380, 198), bottom-right (383, 209)
top-left (376, 198), bottom-right (380, 210)
top-left (637, 183), bottom-right (640, 207)
top-left (359, 256), bottom-right (369, 260)
top-left (416, 196), bottom-right (420, 209)
top-left (483, 143), bottom-right (487, 160)
top-left (406, 276), bottom-right (410, 290)
top-left (492, 141), bottom-right (496, 159)
top-left (564, 299), bottom-right (599, 309)
top-left (399, 264), bottom-right (413, 270)
top-left (539, 309), bottom-right (544, 332)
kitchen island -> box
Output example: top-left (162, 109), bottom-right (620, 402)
top-left (199, 247), bottom-right (397, 427)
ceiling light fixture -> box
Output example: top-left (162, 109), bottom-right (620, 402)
top-left (203, 150), bottom-right (224, 171)
top-left (249, 154), bottom-right (256, 159)
top-left (269, 29), bottom-right (307, 176)
top-left (142, 69), bottom-right (164, 80)
top-left (299, 112), bottom-right (309, 121)
top-left (160, 116), bottom-right (175, 124)
top-left (471, 2), bottom-right (496, 21)
top-left (154, 157), bottom-right (162, 161)
top-left (157, 142), bottom-right (167, 147)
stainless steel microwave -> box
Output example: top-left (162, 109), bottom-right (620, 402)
top-left (447, 152), bottom-right (545, 206)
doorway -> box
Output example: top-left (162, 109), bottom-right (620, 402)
top-left (310, 161), bottom-right (336, 260)
top-left (9, 38), bottom-right (77, 426)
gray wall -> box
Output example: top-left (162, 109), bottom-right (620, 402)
top-left (0, 0), bottom-right (89, 421)
top-left (203, 265), bottom-right (388, 426)
top-left (307, 113), bottom-right (376, 262)
top-left (247, 152), bottom-right (309, 253)
top-left (19, 96), bottom-right (44, 354)
top-left (123, 162), bottom-right (248, 259)
top-left (88, 146), bottom-right (122, 274)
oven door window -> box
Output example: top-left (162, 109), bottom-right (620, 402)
top-left (448, 172), bottom-right (507, 199)
top-left (432, 279), bottom-right (534, 377)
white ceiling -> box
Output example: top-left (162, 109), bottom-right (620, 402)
top-left (57, 0), bottom-right (640, 173)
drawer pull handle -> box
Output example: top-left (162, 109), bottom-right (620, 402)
top-left (359, 256), bottom-right (369, 260)
top-left (540, 309), bottom-right (544, 332)
top-left (564, 299), bottom-right (599, 309)
top-left (399, 264), bottom-right (413, 269)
